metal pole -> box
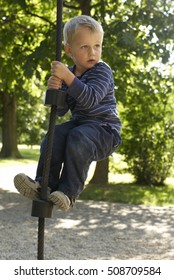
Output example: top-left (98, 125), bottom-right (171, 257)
top-left (31, 0), bottom-right (64, 260)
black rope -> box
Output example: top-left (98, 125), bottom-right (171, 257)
top-left (41, 0), bottom-right (63, 200)
top-left (37, 105), bottom-right (57, 260)
top-left (37, 218), bottom-right (45, 260)
top-left (41, 105), bottom-right (57, 200)
top-left (36, 0), bottom-right (63, 260)
top-left (56, 0), bottom-right (63, 61)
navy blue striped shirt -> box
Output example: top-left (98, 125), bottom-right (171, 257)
top-left (58, 61), bottom-right (121, 135)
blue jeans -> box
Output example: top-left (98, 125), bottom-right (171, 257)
top-left (35, 120), bottom-right (121, 199)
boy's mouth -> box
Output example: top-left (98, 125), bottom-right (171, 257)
top-left (87, 59), bottom-right (96, 63)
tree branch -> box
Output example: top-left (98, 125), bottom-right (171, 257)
top-left (24, 10), bottom-right (55, 27)
top-left (63, 2), bottom-right (80, 10)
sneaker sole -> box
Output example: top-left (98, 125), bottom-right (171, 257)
top-left (49, 191), bottom-right (70, 212)
top-left (14, 174), bottom-right (39, 200)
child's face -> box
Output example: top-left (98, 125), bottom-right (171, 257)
top-left (65, 27), bottom-right (103, 76)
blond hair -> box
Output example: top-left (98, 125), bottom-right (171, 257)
top-left (63, 15), bottom-right (103, 45)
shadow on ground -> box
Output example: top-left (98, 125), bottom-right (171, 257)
top-left (0, 188), bottom-right (174, 260)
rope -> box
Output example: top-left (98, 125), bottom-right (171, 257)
top-left (36, 0), bottom-right (63, 260)
top-left (41, 105), bottom-right (57, 200)
top-left (36, 106), bottom-right (57, 260)
top-left (56, 0), bottom-right (63, 61)
top-left (37, 218), bottom-right (45, 260)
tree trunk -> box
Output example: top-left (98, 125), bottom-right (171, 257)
top-left (89, 158), bottom-right (109, 184)
top-left (77, 0), bottom-right (91, 15)
top-left (0, 91), bottom-right (22, 158)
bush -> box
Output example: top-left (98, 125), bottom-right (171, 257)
top-left (119, 67), bottom-right (174, 185)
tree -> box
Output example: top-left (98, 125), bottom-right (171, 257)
top-left (1, 0), bottom-right (174, 185)
top-left (88, 0), bottom-right (174, 184)
top-left (0, 0), bottom-right (92, 157)
top-left (94, 0), bottom-right (174, 185)
top-left (0, 1), bottom-right (26, 157)
top-left (0, 91), bottom-right (20, 157)
top-left (0, 0), bottom-right (56, 157)
top-left (120, 66), bottom-right (174, 185)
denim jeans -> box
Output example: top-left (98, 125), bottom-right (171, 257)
top-left (35, 119), bottom-right (121, 199)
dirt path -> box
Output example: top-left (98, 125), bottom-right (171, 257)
top-left (0, 165), bottom-right (174, 259)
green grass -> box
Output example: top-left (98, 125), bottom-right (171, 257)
top-left (0, 145), bottom-right (40, 167)
top-left (79, 182), bottom-right (174, 206)
top-left (20, 145), bottom-right (40, 161)
top-left (0, 145), bottom-right (174, 206)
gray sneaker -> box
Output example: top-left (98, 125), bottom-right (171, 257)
top-left (49, 191), bottom-right (70, 212)
top-left (14, 173), bottom-right (41, 200)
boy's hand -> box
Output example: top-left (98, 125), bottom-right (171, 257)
top-left (51, 61), bottom-right (75, 86)
top-left (51, 61), bottom-right (68, 80)
top-left (47, 75), bottom-right (62, 89)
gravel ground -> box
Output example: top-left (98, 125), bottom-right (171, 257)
top-left (0, 164), bottom-right (174, 260)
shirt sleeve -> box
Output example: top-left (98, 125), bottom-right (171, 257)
top-left (66, 62), bottom-right (113, 109)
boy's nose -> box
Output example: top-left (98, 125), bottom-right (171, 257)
top-left (89, 47), bottom-right (95, 56)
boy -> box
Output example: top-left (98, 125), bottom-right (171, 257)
top-left (14, 15), bottom-right (121, 211)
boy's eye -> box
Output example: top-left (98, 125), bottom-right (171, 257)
top-left (81, 45), bottom-right (88, 49)
top-left (80, 44), bottom-right (102, 50)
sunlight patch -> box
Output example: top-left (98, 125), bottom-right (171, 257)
top-left (54, 219), bottom-right (81, 229)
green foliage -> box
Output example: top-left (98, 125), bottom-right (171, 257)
top-left (119, 66), bottom-right (174, 185)
top-left (0, 0), bottom-right (60, 145)
top-left (1, 0), bottom-right (174, 183)
top-left (100, 0), bottom-right (174, 185)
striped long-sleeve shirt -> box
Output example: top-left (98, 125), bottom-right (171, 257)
top-left (58, 61), bottom-right (122, 135)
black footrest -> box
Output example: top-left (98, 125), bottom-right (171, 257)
top-left (31, 199), bottom-right (53, 218)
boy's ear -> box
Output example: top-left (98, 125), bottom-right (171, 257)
top-left (64, 44), bottom-right (72, 57)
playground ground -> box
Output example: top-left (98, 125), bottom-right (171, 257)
top-left (0, 164), bottom-right (174, 260)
